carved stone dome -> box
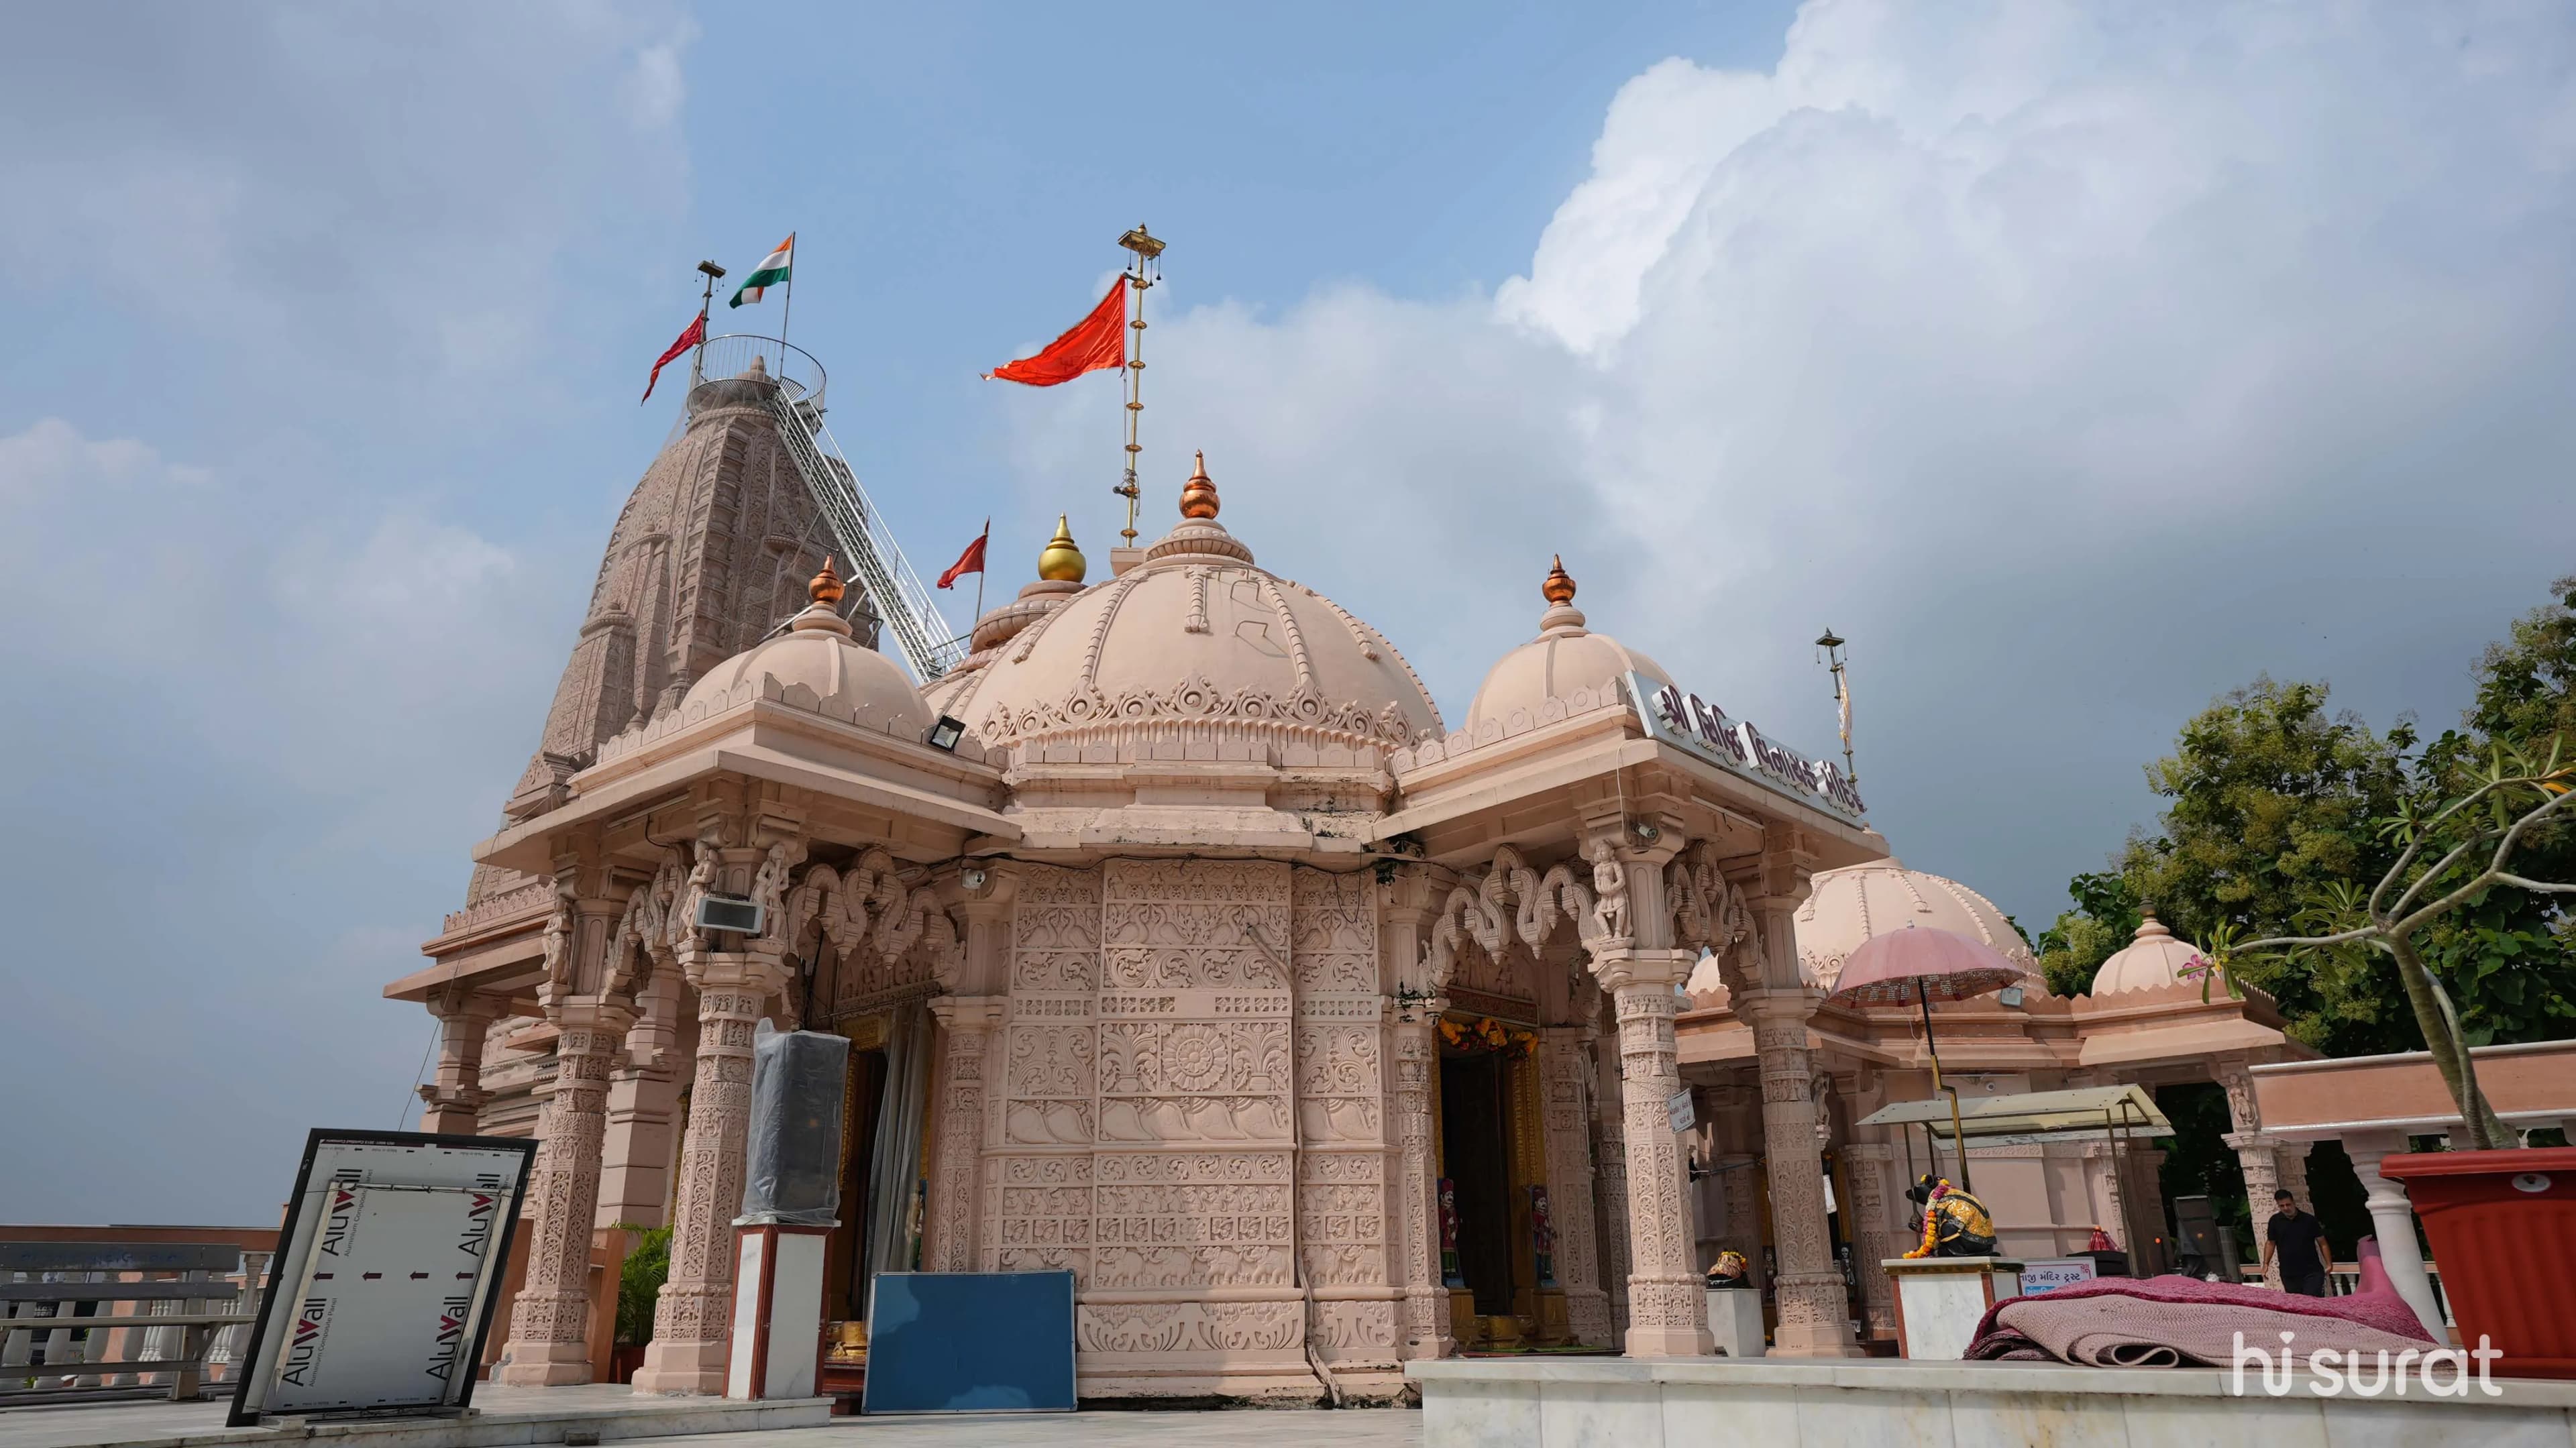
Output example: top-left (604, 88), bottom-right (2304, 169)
top-left (935, 456), bottom-right (1441, 755)
top-left (674, 561), bottom-right (928, 742)
top-left (1794, 857), bottom-right (2038, 991)
top-left (2090, 910), bottom-right (2206, 995)
top-left (1464, 557), bottom-right (1674, 741)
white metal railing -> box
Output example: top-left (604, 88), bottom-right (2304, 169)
top-left (680, 335), bottom-right (963, 681)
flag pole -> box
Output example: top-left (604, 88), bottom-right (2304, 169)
top-left (691, 260), bottom-right (724, 389)
top-left (973, 518), bottom-right (989, 621)
top-left (1114, 225), bottom-right (1165, 543)
top-left (776, 231), bottom-right (797, 371)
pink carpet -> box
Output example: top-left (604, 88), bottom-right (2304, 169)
top-left (1966, 1268), bottom-right (2435, 1368)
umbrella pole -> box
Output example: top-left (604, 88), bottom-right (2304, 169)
top-left (1918, 981), bottom-right (1971, 1192)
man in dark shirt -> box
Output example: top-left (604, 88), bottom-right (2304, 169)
top-left (2263, 1188), bottom-right (2332, 1296)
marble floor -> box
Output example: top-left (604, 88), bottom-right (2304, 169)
top-left (653, 1408), bottom-right (1424, 1447)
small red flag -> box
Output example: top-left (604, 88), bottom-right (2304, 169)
top-left (642, 312), bottom-right (706, 403)
top-left (936, 523), bottom-right (990, 589)
top-left (984, 276), bottom-right (1128, 386)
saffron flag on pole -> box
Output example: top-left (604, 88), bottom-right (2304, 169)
top-left (641, 312), bottom-right (706, 403)
top-left (936, 523), bottom-right (990, 589)
top-left (984, 276), bottom-right (1127, 386)
top-left (730, 235), bottom-right (794, 308)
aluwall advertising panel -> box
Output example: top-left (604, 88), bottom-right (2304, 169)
top-left (1624, 671), bottom-right (1867, 824)
top-left (227, 1130), bottom-right (535, 1426)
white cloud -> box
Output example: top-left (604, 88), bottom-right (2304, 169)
top-left (1008, 0), bottom-right (2576, 927)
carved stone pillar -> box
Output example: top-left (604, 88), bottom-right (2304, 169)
top-left (1842, 1141), bottom-right (1899, 1339)
top-left (1737, 989), bottom-right (1854, 1355)
top-left (1539, 1026), bottom-right (1612, 1346)
top-left (1731, 830), bottom-right (1860, 1359)
top-left (630, 943), bottom-right (788, 1395)
top-left (1389, 1001), bottom-right (1451, 1358)
top-left (2224, 1129), bottom-right (2282, 1286)
top-left (924, 995), bottom-right (1006, 1272)
top-left (2344, 1129), bottom-right (2445, 1337)
top-left (1595, 947), bottom-right (1712, 1357)
top-left (1591, 1041), bottom-right (1633, 1337)
top-left (496, 857), bottom-right (636, 1387)
top-left (416, 985), bottom-right (496, 1135)
top-left (2276, 1139), bottom-right (2312, 1218)
top-left (1379, 868), bottom-right (1454, 1361)
top-left (598, 959), bottom-right (683, 1227)
top-left (495, 1007), bottom-right (631, 1384)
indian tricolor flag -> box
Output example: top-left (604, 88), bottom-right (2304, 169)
top-left (729, 234), bottom-right (793, 308)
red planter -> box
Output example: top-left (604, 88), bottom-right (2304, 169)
top-left (2381, 1146), bottom-right (2576, 1380)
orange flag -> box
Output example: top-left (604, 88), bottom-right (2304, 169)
top-left (936, 523), bottom-right (989, 589)
top-left (984, 276), bottom-right (1127, 386)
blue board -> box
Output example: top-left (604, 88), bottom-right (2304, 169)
top-left (861, 1271), bottom-right (1077, 1413)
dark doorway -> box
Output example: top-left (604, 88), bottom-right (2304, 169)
top-left (823, 1047), bottom-right (890, 1323)
top-left (1441, 1052), bottom-right (1517, 1317)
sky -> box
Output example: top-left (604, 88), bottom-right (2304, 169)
top-left (1, 1), bottom-right (2571, 1225)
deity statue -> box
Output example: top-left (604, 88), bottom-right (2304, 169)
top-left (1588, 837), bottom-right (1630, 940)
top-left (1529, 1184), bottom-right (1556, 1288)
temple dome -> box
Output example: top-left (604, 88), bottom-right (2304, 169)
top-left (1793, 857), bottom-right (2038, 991)
top-left (676, 561), bottom-right (928, 741)
top-left (936, 454), bottom-right (1441, 752)
top-left (2090, 910), bottom-right (2206, 995)
top-left (1464, 557), bottom-right (1673, 742)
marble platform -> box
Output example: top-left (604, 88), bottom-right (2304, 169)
top-left (0, 1384), bottom-right (831, 1448)
top-left (1409, 1355), bottom-right (2576, 1448)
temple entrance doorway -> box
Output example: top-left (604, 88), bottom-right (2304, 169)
top-left (1438, 1019), bottom-right (1552, 1351)
top-left (1442, 1051), bottom-right (1517, 1319)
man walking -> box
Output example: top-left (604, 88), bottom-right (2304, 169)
top-left (2261, 1188), bottom-right (2333, 1296)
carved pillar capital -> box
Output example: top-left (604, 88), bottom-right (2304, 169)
top-left (1588, 945), bottom-right (1695, 995)
top-left (417, 989), bottom-right (500, 1133)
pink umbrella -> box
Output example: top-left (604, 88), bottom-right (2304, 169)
top-left (1825, 925), bottom-right (2028, 1190)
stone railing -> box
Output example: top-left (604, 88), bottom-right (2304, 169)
top-left (443, 879), bottom-right (554, 937)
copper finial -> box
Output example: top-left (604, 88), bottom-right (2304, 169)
top-left (1179, 450), bottom-right (1220, 520)
top-left (1542, 555), bottom-right (1576, 606)
top-left (810, 555), bottom-right (847, 606)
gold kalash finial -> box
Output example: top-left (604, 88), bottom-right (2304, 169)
top-left (1542, 554), bottom-right (1576, 605)
top-left (810, 555), bottom-right (847, 605)
top-left (1038, 514), bottom-right (1087, 583)
top-left (1179, 451), bottom-right (1220, 520)
top-left (1112, 225), bottom-right (1165, 543)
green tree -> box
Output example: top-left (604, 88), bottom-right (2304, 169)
top-left (2116, 677), bottom-right (2417, 1055)
top-left (2041, 580), bottom-right (2576, 1064)
top-left (2035, 871), bottom-right (2141, 999)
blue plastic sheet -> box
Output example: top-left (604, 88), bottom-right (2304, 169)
top-left (861, 1270), bottom-right (1077, 1413)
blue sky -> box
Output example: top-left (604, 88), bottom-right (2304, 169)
top-left (3, 2), bottom-right (2571, 1223)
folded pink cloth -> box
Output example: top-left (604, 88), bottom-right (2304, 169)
top-left (1966, 1270), bottom-right (2435, 1367)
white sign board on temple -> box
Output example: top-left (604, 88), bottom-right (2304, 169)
top-left (1627, 673), bottom-right (1868, 824)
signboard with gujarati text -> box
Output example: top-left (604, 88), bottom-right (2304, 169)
top-left (1626, 672), bottom-right (1868, 824)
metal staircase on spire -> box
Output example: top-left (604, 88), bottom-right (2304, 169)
top-left (694, 334), bottom-right (966, 680)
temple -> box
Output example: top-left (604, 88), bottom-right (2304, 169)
top-left (385, 361), bottom-right (2317, 1398)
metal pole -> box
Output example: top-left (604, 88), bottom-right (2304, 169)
top-left (777, 231), bottom-right (797, 368)
top-left (1917, 981), bottom-right (1971, 1191)
top-left (972, 518), bottom-right (988, 622)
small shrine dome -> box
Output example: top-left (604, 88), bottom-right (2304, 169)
top-left (940, 453), bottom-right (1442, 753)
top-left (678, 558), bottom-right (928, 740)
top-left (1794, 857), bottom-right (2038, 991)
top-left (2090, 910), bottom-right (2206, 995)
top-left (1462, 555), bottom-right (1674, 743)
